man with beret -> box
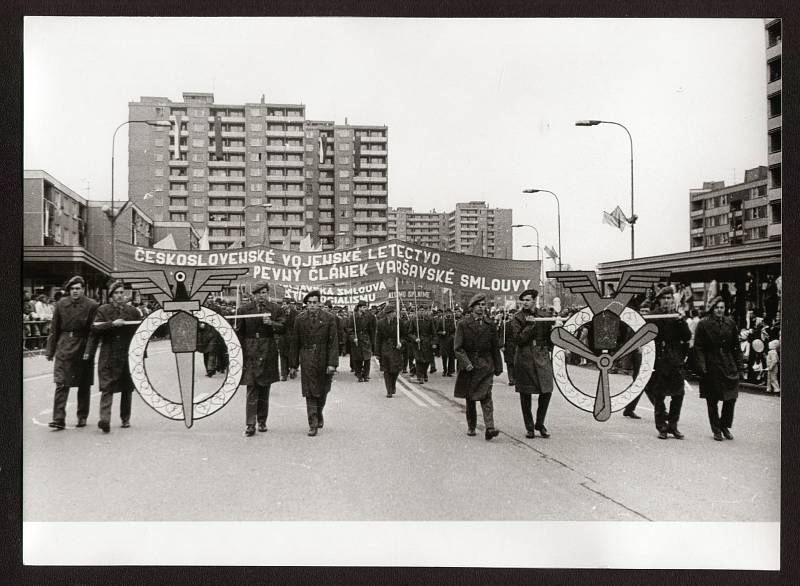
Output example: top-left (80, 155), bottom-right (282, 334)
top-left (694, 295), bottom-right (743, 441)
top-left (453, 293), bottom-right (503, 440)
top-left (508, 289), bottom-right (554, 438)
top-left (642, 286), bottom-right (692, 439)
top-left (235, 282), bottom-right (286, 437)
top-left (46, 275), bottom-right (99, 430)
top-left (349, 300), bottom-right (377, 382)
top-left (85, 281), bottom-right (140, 432)
top-left (289, 291), bottom-right (339, 436)
top-left (436, 307), bottom-right (457, 377)
top-left (375, 305), bottom-right (407, 397)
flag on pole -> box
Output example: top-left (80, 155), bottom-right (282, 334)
top-left (214, 114), bottom-right (224, 161)
top-left (280, 228), bottom-right (292, 250)
top-left (602, 205), bottom-right (628, 232)
top-left (171, 118), bottom-right (180, 161)
top-left (198, 227), bottom-right (210, 250)
top-left (544, 245), bottom-right (559, 260)
top-left (468, 231), bottom-right (484, 256)
top-left (354, 134), bottom-right (362, 175)
top-left (318, 133), bottom-right (326, 162)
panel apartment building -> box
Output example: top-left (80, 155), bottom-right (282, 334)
top-left (128, 92), bottom-right (389, 251)
top-left (388, 201), bottom-right (513, 259)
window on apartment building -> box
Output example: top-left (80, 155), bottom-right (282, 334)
top-left (154, 153), bottom-right (164, 162)
top-left (770, 201), bottom-right (782, 224)
top-left (154, 168), bottom-right (164, 177)
top-left (154, 138), bottom-right (165, 147)
top-left (250, 123), bottom-right (263, 132)
top-left (169, 197), bottom-right (187, 206)
top-left (768, 57), bottom-right (781, 82)
top-left (191, 138), bottom-right (204, 147)
top-left (192, 213), bottom-right (204, 222)
top-left (192, 169), bottom-right (205, 177)
top-left (192, 153), bottom-right (205, 162)
top-left (170, 212), bottom-right (187, 221)
top-left (769, 129), bottom-right (781, 154)
top-left (337, 129), bottom-right (351, 138)
top-left (339, 170), bottom-right (351, 178)
top-left (250, 183), bottom-right (263, 191)
top-left (339, 183), bottom-right (350, 191)
top-left (250, 138), bottom-right (264, 147)
top-left (250, 168), bottom-right (262, 177)
top-left (191, 123), bottom-right (204, 132)
top-left (768, 92), bottom-right (782, 118)
top-left (769, 165), bottom-right (781, 189)
top-left (338, 143), bottom-right (350, 151)
top-left (192, 184), bottom-right (204, 192)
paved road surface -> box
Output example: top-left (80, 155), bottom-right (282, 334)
top-left (22, 341), bottom-right (780, 522)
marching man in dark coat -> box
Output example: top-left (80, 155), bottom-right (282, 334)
top-left (436, 308), bottom-right (457, 377)
top-left (500, 309), bottom-right (517, 386)
top-left (289, 291), bottom-right (339, 436)
top-left (235, 282), bottom-right (285, 437)
top-left (453, 293), bottom-right (503, 440)
top-left (351, 300), bottom-right (377, 382)
top-left (509, 289), bottom-right (554, 438)
top-left (375, 305), bottom-right (407, 398)
top-left (643, 286), bottom-right (692, 439)
top-left (85, 280), bottom-right (140, 433)
top-left (408, 307), bottom-right (437, 384)
top-left (278, 296), bottom-right (297, 381)
top-left (694, 296), bottom-right (743, 441)
top-left (46, 275), bottom-right (99, 430)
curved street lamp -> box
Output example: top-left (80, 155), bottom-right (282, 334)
top-left (575, 119), bottom-right (636, 259)
top-left (521, 189), bottom-right (562, 271)
top-left (111, 119), bottom-right (172, 269)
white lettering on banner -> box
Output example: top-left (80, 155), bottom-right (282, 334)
top-left (457, 276), bottom-right (532, 292)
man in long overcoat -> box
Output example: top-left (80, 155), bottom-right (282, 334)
top-left (236, 282), bottom-right (285, 437)
top-left (694, 296), bottom-right (743, 441)
top-left (46, 275), bottom-right (99, 430)
top-left (351, 300), bottom-right (377, 382)
top-left (436, 308), bottom-right (456, 377)
top-left (453, 293), bottom-right (503, 440)
top-left (408, 307), bottom-right (436, 384)
top-left (85, 280), bottom-right (140, 432)
top-left (400, 310), bottom-right (415, 374)
top-left (500, 309), bottom-right (517, 386)
top-left (375, 305), bottom-right (407, 397)
top-left (289, 291), bottom-right (339, 436)
top-left (197, 300), bottom-right (222, 377)
top-left (509, 289), bottom-right (554, 439)
top-left (643, 286), bottom-right (692, 439)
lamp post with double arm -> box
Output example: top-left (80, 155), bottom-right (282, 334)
top-left (521, 189), bottom-right (562, 271)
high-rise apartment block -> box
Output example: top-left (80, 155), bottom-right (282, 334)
top-left (128, 92), bottom-right (388, 250)
top-left (388, 201), bottom-right (513, 259)
top-left (765, 18), bottom-right (782, 238)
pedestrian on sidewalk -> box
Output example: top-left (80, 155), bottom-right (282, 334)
top-left (236, 283), bottom-right (285, 437)
top-left (766, 339), bottom-right (780, 395)
top-left (643, 286), bottom-right (692, 439)
top-left (289, 291), bottom-right (339, 436)
top-left (46, 276), bottom-right (99, 430)
top-left (375, 305), bottom-right (406, 397)
top-left (694, 296), bottom-right (743, 441)
top-left (86, 280), bottom-right (140, 433)
top-left (453, 293), bottom-right (503, 440)
top-left (509, 289), bottom-right (554, 439)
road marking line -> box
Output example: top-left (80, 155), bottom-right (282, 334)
top-left (395, 374), bottom-right (435, 407)
top-left (406, 382), bottom-right (441, 407)
top-left (24, 374), bottom-right (51, 382)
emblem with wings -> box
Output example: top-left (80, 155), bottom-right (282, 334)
top-left (113, 268), bottom-right (249, 427)
top-left (546, 270), bottom-right (671, 421)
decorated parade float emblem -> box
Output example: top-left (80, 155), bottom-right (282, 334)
top-left (547, 270), bottom-right (671, 422)
top-left (114, 268), bottom-right (249, 427)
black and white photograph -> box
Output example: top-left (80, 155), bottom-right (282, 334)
top-left (19, 15), bottom-right (782, 570)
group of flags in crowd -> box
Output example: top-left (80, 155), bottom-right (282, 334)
top-left (602, 205), bottom-right (631, 232)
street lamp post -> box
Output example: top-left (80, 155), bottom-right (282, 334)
top-left (521, 189), bottom-right (562, 271)
top-left (111, 119), bottom-right (171, 269)
top-left (513, 223), bottom-right (544, 296)
top-left (575, 119), bottom-right (636, 259)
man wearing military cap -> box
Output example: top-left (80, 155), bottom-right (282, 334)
top-left (85, 281), bottom-right (140, 432)
top-left (408, 306), bottom-right (437, 384)
top-left (46, 275), bottom-right (99, 430)
top-left (289, 290), bottom-right (339, 436)
top-left (349, 300), bottom-right (377, 382)
top-left (508, 289), bottom-right (555, 438)
top-left (375, 305), bottom-right (407, 397)
top-left (643, 285), bottom-right (692, 439)
top-left (235, 282), bottom-right (286, 437)
top-left (278, 295), bottom-right (298, 381)
top-left (436, 307), bottom-right (457, 377)
top-left (453, 293), bottom-right (503, 440)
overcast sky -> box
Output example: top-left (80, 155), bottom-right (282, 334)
top-left (24, 17), bottom-right (768, 269)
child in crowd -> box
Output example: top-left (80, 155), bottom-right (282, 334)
top-left (766, 339), bottom-right (780, 395)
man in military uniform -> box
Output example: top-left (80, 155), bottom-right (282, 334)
top-left (351, 300), bottom-right (377, 382)
top-left (375, 305), bottom-right (407, 397)
top-left (85, 280), bottom-right (140, 433)
top-left (453, 293), bottom-right (503, 440)
top-left (509, 289), bottom-right (554, 438)
top-left (289, 291), bottom-right (339, 436)
top-left (236, 283), bottom-right (285, 437)
top-left (197, 299), bottom-right (222, 377)
top-left (278, 296), bottom-right (297, 381)
top-left (400, 309), bottom-right (415, 375)
top-left (436, 307), bottom-right (457, 377)
top-left (408, 306), bottom-right (437, 384)
top-left (643, 286), bottom-right (692, 439)
top-left (46, 275), bottom-right (99, 430)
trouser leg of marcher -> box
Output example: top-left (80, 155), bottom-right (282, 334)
top-left (246, 384), bottom-right (271, 426)
top-left (466, 400), bottom-right (478, 430)
top-left (535, 392), bottom-right (551, 428)
top-left (390, 371), bottom-right (399, 393)
top-left (279, 353), bottom-right (289, 378)
top-left (362, 359), bottom-right (371, 379)
top-left (480, 393), bottom-right (495, 429)
top-left (76, 364), bottom-right (92, 420)
top-left (52, 384), bottom-right (70, 424)
top-left (624, 391), bottom-right (643, 414)
top-left (203, 352), bottom-right (215, 374)
top-left (706, 398), bottom-right (722, 433)
top-left (519, 393), bottom-right (534, 431)
top-left (383, 371), bottom-right (393, 394)
top-left (416, 361), bottom-right (428, 381)
top-left (98, 389), bottom-right (114, 424)
top-left (316, 392), bottom-right (327, 426)
top-left (506, 361), bottom-right (515, 384)
top-left (306, 397), bottom-right (319, 428)
top-left (720, 398), bottom-right (736, 429)
top-left (653, 394), bottom-right (668, 431)
top-left (667, 394), bottom-right (684, 429)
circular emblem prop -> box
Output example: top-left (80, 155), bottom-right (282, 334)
top-left (128, 307), bottom-right (243, 421)
top-left (551, 306), bottom-right (655, 416)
